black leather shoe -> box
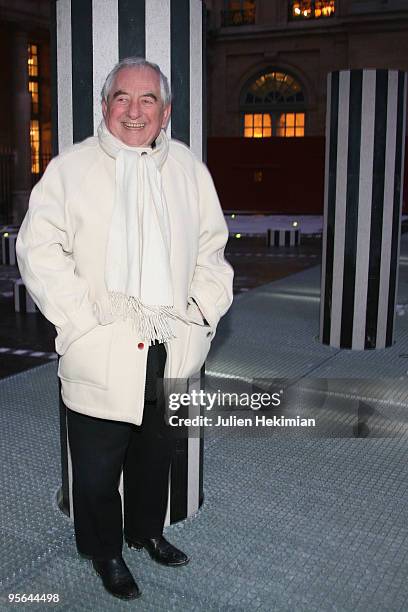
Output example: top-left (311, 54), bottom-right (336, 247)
top-left (92, 555), bottom-right (141, 600)
top-left (126, 536), bottom-right (189, 567)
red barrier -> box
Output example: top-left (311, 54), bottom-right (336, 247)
top-left (207, 137), bottom-right (408, 215)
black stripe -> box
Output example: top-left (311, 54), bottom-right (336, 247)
top-left (274, 230), bottom-right (279, 245)
top-left (285, 231), bottom-right (290, 246)
top-left (19, 284), bottom-right (26, 313)
top-left (118, 0), bottom-right (145, 59)
top-left (170, 437), bottom-right (188, 523)
top-left (199, 428), bottom-right (204, 506)
top-left (386, 72), bottom-right (406, 346)
top-left (296, 231), bottom-right (299, 246)
top-left (340, 70), bottom-right (362, 348)
top-left (322, 72), bottom-right (339, 344)
top-left (5, 237), bottom-right (9, 265)
top-left (266, 229), bottom-right (271, 246)
top-left (71, 0), bottom-right (93, 143)
top-left (50, 0), bottom-right (58, 156)
top-left (171, 0), bottom-right (190, 145)
top-left (202, 2), bottom-right (207, 162)
top-left (58, 394), bottom-right (71, 516)
top-left (365, 70), bottom-right (388, 349)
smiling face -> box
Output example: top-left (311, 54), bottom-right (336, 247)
top-left (102, 66), bottom-right (171, 147)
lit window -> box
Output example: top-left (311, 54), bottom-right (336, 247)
top-left (29, 81), bottom-right (39, 114)
top-left (276, 113), bottom-right (305, 137)
top-left (30, 120), bottom-right (40, 174)
top-left (245, 71), bottom-right (304, 106)
top-left (290, 0), bottom-right (335, 19)
top-left (244, 114), bottom-right (272, 138)
top-left (241, 70), bottom-right (306, 137)
top-left (28, 44), bottom-right (39, 77)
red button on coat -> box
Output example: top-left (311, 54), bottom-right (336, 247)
top-left (138, 342), bottom-right (144, 349)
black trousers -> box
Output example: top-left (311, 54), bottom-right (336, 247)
top-left (66, 343), bottom-right (173, 560)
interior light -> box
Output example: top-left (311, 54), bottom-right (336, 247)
top-left (235, 233), bottom-right (242, 239)
top-left (292, 221), bottom-right (298, 228)
top-left (4, 232), bottom-right (9, 237)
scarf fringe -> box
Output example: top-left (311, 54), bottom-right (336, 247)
top-left (108, 292), bottom-right (188, 344)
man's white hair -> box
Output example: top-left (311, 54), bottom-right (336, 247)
top-left (101, 57), bottom-right (171, 106)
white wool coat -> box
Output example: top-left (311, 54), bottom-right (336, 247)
top-left (16, 136), bottom-right (233, 425)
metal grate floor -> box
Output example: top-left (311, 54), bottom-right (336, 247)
top-left (2, 237), bottom-right (408, 610)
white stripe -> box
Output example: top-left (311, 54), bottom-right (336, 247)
top-left (92, 0), bottom-right (119, 133)
top-left (187, 374), bottom-right (201, 516)
top-left (119, 471), bottom-right (124, 524)
top-left (320, 73), bottom-right (332, 340)
top-left (330, 70), bottom-right (350, 347)
top-left (376, 71), bottom-right (399, 348)
top-left (56, 0), bottom-right (73, 151)
top-left (164, 470), bottom-right (171, 527)
top-left (67, 424), bottom-right (75, 520)
top-left (280, 230), bottom-right (284, 246)
top-left (352, 70), bottom-right (376, 349)
top-left (190, 0), bottom-right (202, 160)
top-left (145, 0), bottom-right (172, 136)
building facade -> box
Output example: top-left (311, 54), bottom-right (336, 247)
top-left (206, 0), bottom-right (408, 138)
top-left (0, 0), bottom-right (51, 224)
top-left (0, 1), bottom-right (407, 219)
top-left (204, 1), bottom-right (408, 213)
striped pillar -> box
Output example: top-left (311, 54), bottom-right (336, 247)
top-left (53, 0), bottom-right (206, 524)
top-left (14, 278), bottom-right (38, 313)
top-left (1, 233), bottom-right (18, 266)
top-left (320, 69), bottom-right (407, 350)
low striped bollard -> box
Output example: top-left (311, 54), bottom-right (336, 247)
top-left (1, 233), bottom-right (18, 266)
top-left (267, 228), bottom-right (300, 247)
top-left (14, 279), bottom-right (38, 313)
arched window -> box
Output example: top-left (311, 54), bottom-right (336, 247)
top-left (241, 70), bottom-right (306, 138)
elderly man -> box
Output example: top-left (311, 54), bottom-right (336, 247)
top-left (16, 57), bottom-right (233, 600)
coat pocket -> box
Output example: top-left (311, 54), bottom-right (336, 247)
top-left (58, 324), bottom-right (114, 389)
top-left (178, 323), bottom-right (214, 380)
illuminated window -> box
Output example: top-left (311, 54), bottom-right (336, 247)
top-left (241, 70), bottom-right (306, 137)
top-left (29, 81), bottom-right (39, 115)
top-left (244, 114), bottom-right (272, 138)
top-left (30, 120), bottom-right (40, 174)
top-left (28, 43), bottom-right (44, 179)
top-left (290, 0), bottom-right (335, 19)
top-left (221, 0), bottom-right (256, 26)
top-left (28, 44), bottom-right (39, 77)
top-left (276, 113), bottom-right (305, 137)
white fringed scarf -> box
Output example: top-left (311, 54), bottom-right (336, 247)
top-left (97, 120), bottom-right (185, 344)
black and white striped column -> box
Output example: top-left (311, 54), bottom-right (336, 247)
top-left (14, 278), bottom-right (38, 313)
top-left (53, 0), bottom-right (205, 524)
top-left (1, 232), bottom-right (18, 266)
top-left (320, 70), bottom-right (407, 350)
